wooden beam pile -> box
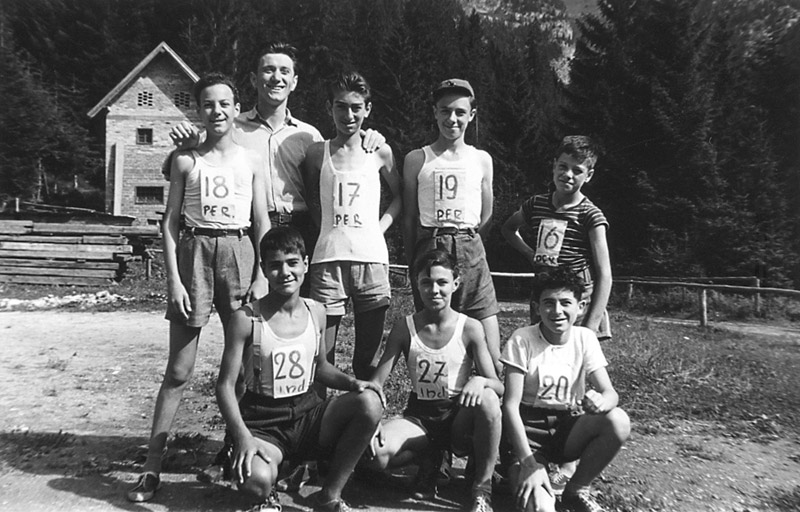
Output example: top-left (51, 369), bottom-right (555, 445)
top-left (0, 220), bottom-right (160, 286)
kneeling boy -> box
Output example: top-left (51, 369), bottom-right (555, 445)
top-left (366, 249), bottom-right (503, 512)
top-left (501, 268), bottom-right (629, 512)
top-left (216, 227), bottom-right (384, 512)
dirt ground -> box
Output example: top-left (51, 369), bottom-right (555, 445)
top-left (1, 310), bottom-right (799, 512)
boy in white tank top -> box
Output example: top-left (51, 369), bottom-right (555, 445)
top-left (402, 79), bottom-right (502, 376)
top-left (216, 227), bottom-right (384, 512)
top-left (128, 73), bottom-right (270, 502)
top-left (302, 71), bottom-right (401, 381)
top-left (364, 249), bottom-right (503, 512)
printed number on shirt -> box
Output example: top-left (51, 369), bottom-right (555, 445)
top-left (333, 173), bottom-right (365, 228)
top-left (533, 218), bottom-right (567, 267)
top-left (415, 356), bottom-right (449, 400)
top-left (433, 169), bottom-right (466, 224)
top-left (200, 167), bottom-right (236, 222)
top-left (536, 356), bottom-right (573, 409)
top-left (272, 345), bottom-right (311, 398)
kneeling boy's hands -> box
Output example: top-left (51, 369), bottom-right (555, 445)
top-left (514, 458), bottom-right (552, 511)
top-left (582, 389), bottom-right (608, 414)
top-left (459, 376), bottom-right (486, 407)
top-left (232, 435), bottom-right (272, 485)
top-left (352, 379), bottom-right (386, 409)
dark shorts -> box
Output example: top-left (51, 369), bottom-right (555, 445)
top-left (412, 229), bottom-right (499, 319)
top-left (239, 390), bottom-right (332, 461)
top-left (403, 393), bottom-right (462, 453)
top-left (165, 231), bottom-right (254, 327)
top-left (519, 405), bottom-right (582, 465)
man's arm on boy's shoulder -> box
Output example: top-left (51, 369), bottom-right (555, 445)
top-left (378, 145), bottom-right (401, 233)
top-left (502, 367), bottom-right (552, 508)
top-left (246, 153), bottom-right (271, 302)
top-left (584, 224), bottom-right (612, 331)
top-left (402, 150), bottom-right (424, 267)
top-left (216, 307), bottom-right (272, 483)
top-left (162, 121), bottom-right (204, 180)
top-left (163, 152), bottom-right (193, 319)
top-left (460, 319), bottom-right (504, 406)
top-left (478, 150), bottom-right (494, 240)
top-left (584, 366), bottom-right (619, 414)
top-left (301, 143), bottom-right (324, 229)
top-left (502, 208), bottom-right (536, 266)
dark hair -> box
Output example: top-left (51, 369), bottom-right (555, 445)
top-left (259, 226), bottom-right (306, 259)
top-left (193, 72), bottom-right (239, 106)
top-left (413, 249), bottom-right (459, 280)
top-left (257, 42), bottom-right (299, 74)
top-left (557, 135), bottom-right (598, 169)
top-left (327, 71), bottom-right (371, 103)
top-left (530, 267), bottom-right (585, 303)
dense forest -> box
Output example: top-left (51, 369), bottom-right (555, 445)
top-left (1, 0), bottom-right (798, 286)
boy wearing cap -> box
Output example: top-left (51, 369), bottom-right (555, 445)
top-left (403, 78), bottom-right (501, 375)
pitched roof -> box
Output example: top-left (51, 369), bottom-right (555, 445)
top-left (87, 41), bottom-right (199, 118)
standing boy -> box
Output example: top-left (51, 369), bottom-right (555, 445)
top-left (501, 135), bottom-right (612, 340)
top-left (127, 73), bottom-right (269, 502)
top-left (303, 71), bottom-right (401, 380)
top-left (501, 268), bottom-right (629, 512)
top-left (403, 79), bottom-right (501, 375)
top-left (365, 249), bottom-right (503, 512)
top-left (216, 226), bottom-right (384, 512)
top-left (168, 43), bottom-right (384, 279)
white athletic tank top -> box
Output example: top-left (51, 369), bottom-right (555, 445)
top-left (417, 145), bottom-right (483, 228)
top-left (312, 140), bottom-right (389, 264)
top-left (243, 298), bottom-right (320, 399)
top-left (407, 313), bottom-right (473, 400)
top-left (182, 149), bottom-right (253, 229)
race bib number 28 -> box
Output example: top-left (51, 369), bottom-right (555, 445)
top-left (272, 345), bottom-right (311, 398)
top-left (200, 167), bottom-right (236, 222)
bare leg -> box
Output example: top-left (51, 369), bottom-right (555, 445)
top-left (480, 315), bottom-right (502, 376)
top-left (141, 322), bottom-right (201, 473)
top-left (237, 440), bottom-right (283, 502)
top-left (324, 315), bottom-right (342, 366)
top-left (452, 388), bottom-right (501, 493)
top-left (563, 408), bottom-right (630, 490)
top-left (352, 305), bottom-right (388, 380)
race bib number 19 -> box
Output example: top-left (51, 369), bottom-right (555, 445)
top-left (272, 345), bottom-right (311, 398)
top-left (433, 169), bottom-right (466, 224)
top-left (415, 355), bottom-right (449, 400)
top-left (533, 218), bottom-right (567, 267)
top-left (332, 173), bottom-right (366, 228)
top-left (200, 167), bottom-right (236, 222)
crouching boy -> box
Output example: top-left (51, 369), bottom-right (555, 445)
top-left (216, 227), bottom-right (384, 512)
top-left (364, 249), bottom-right (503, 512)
top-left (501, 268), bottom-right (629, 512)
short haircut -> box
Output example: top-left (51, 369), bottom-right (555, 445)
top-left (257, 42), bottom-right (299, 74)
top-left (530, 267), bottom-right (585, 303)
top-left (259, 226), bottom-right (306, 259)
top-left (193, 72), bottom-right (239, 106)
top-left (327, 71), bottom-right (371, 103)
top-left (557, 135), bottom-right (598, 169)
top-left (413, 249), bottom-right (459, 280)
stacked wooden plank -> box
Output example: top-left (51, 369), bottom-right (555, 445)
top-left (0, 220), bottom-right (160, 286)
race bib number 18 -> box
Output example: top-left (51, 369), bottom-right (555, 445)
top-left (200, 167), bottom-right (236, 222)
top-left (433, 169), bottom-right (466, 224)
top-left (414, 355), bottom-right (449, 400)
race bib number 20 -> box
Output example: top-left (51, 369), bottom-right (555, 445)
top-left (200, 167), bottom-right (236, 222)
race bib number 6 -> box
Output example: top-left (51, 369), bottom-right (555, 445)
top-left (415, 356), bottom-right (449, 400)
top-left (200, 167), bottom-right (236, 222)
top-left (272, 345), bottom-right (311, 398)
top-left (433, 169), bottom-right (466, 224)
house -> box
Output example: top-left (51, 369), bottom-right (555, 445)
top-left (88, 42), bottom-right (199, 225)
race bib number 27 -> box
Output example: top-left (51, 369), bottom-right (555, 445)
top-left (414, 356), bottom-right (449, 400)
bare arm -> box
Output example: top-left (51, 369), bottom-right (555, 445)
top-left (301, 143), bottom-right (324, 230)
top-left (402, 150), bottom-right (424, 267)
top-left (583, 224), bottom-right (612, 332)
top-left (378, 145), bottom-right (402, 233)
top-left (501, 208), bottom-right (536, 267)
top-left (246, 155), bottom-right (271, 302)
top-left (163, 153), bottom-right (192, 319)
top-left (369, 319), bottom-right (409, 389)
top-left (584, 366), bottom-right (619, 414)
top-left (460, 320), bottom-right (504, 406)
top-left (478, 151), bottom-right (494, 239)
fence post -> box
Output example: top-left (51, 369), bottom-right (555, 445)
top-left (753, 278), bottom-right (761, 316)
top-left (699, 288), bottom-right (708, 327)
top-left (627, 282), bottom-right (634, 303)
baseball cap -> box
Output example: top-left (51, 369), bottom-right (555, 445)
top-left (433, 78), bottom-right (474, 100)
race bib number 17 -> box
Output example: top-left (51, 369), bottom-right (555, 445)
top-left (332, 173), bottom-right (366, 228)
top-left (200, 167), bottom-right (236, 222)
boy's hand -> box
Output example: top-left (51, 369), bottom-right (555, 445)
top-left (367, 423), bottom-right (385, 459)
top-left (167, 282), bottom-right (192, 320)
top-left (352, 379), bottom-right (387, 409)
top-left (360, 128), bottom-right (385, 153)
top-left (458, 376), bottom-right (486, 407)
top-left (582, 389), bottom-right (608, 414)
top-left (514, 458), bottom-right (552, 510)
top-left (232, 435), bottom-right (272, 484)
top-left (170, 121), bottom-right (201, 149)
top-left (245, 274), bottom-right (268, 303)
